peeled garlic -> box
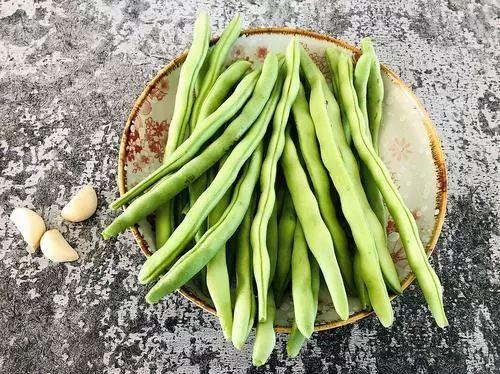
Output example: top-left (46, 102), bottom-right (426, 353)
top-left (61, 184), bottom-right (97, 222)
top-left (10, 208), bottom-right (46, 252)
top-left (40, 229), bottom-right (79, 262)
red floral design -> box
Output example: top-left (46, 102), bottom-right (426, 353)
top-left (145, 117), bottom-right (168, 160)
top-left (303, 44), bottom-right (330, 78)
top-left (230, 45), bottom-right (252, 64)
top-left (139, 99), bottom-right (152, 116)
top-left (126, 122), bottom-right (143, 162)
top-left (388, 137), bottom-right (412, 161)
top-left (132, 154), bottom-right (152, 173)
top-left (389, 170), bottom-right (401, 191)
top-left (386, 209), bottom-right (422, 235)
top-left (255, 47), bottom-right (268, 61)
top-left (412, 209), bottom-right (422, 221)
top-left (386, 219), bottom-right (397, 235)
top-left (390, 246), bottom-right (406, 264)
top-left (232, 46), bottom-right (244, 59)
top-left (149, 77), bottom-right (169, 101)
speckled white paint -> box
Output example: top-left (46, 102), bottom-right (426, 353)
top-left (0, 0), bottom-right (498, 373)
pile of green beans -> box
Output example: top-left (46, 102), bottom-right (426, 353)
top-left (188, 14), bottom-right (243, 242)
top-left (251, 37), bottom-right (300, 322)
top-left (102, 13), bottom-right (447, 366)
top-left (155, 12), bottom-right (210, 248)
top-left (330, 47), bottom-right (448, 328)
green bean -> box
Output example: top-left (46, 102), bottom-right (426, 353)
top-left (189, 14), bottom-right (242, 131)
top-left (111, 70), bottom-right (259, 210)
top-left (102, 56), bottom-right (280, 238)
top-left (155, 13), bottom-right (211, 247)
top-left (155, 203), bottom-right (175, 249)
top-left (232, 194), bottom-right (257, 349)
top-left (361, 38), bottom-right (384, 152)
top-left (286, 323), bottom-right (305, 358)
top-left (335, 51), bottom-right (448, 327)
top-left (353, 50), bottom-right (372, 132)
top-left (353, 44), bottom-right (386, 224)
top-left (325, 45), bottom-right (351, 143)
top-left (198, 60), bottom-right (253, 132)
top-left (206, 159), bottom-right (233, 341)
top-left (281, 130), bottom-right (349, 321)
top-left (299, 48), bottom-right (393, 325)
top-left (291, 84), bottom-right (355, 294)
top-left (310, 256), bottom-right (320, 308)
top-left (272, 190), bottom-right (296, 305)
top-left (163, 12), bottom-right (210, 157)
top-left (353, 251), bottom-right (371, 310)
top-left (252, 38), bottom-right (300, 322)
top-left (252, 289), bottom-right (276, 367)
top-left (145, 145), bottom-right (263, 303)
top-left (267, 199), bottom-right (279, 282)
top-left (287, 255), bottom-right (319, 357)
top-left (136, 61), bottom-right (284, 285)
top-left (290, 223), bottom-right (315, 337)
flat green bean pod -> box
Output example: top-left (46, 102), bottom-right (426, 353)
top-left (145, 145), bottom-right (263, 303)
top-left (206, 159), bottom-right (233, 341)
top-left (353, 51), bottom-right (372, 130)
top-left (335, 52), bottom-right (447, 327)
top-left (325, 45), bottom-right (351, 143)
top-left (272, 190), bottom-right (296, 304)
top-left (136, 61), bottom-right (284, 285)
top-left (360, 38), bottom-right (385, 152)
top-left (281, 130), bottom-right (349, 321)
top-left (291, 223), bottom-right (315, 337)
top-left (232, 194), bottom-right (257, 349)
top-left (353, 251), bottom-right (371, 310)
top-left (111, 70), bottom-right (259, 210)
top-left (155, 12), bottom-right (211, 247)
top-left (286, 323), bottom-right (305, 358)
top-left (292, 84), bottom-right (354, 294)
top-left (252, 290), bottom-right (276, 367)
top-left (252, 38), bottom-right (300, 322)
top-left (267, 199), bottom-right (279, 282)
top-left (286, 255), bottom-right (320, 357)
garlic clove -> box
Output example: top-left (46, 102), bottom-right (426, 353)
top-left (10, 207), bottom-right (46, 252)
top-left (61, 184), bottom-right (97, 222)
top-left (40, 229), bottom-right (79, 262)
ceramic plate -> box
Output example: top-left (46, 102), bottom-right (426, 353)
top-left (118, 28), bottom-right (447, 332)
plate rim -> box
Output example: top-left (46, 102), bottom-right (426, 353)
top-left (117, 26), bottom-right (448, 333)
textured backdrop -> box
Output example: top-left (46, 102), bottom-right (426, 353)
top-left (0, 0), bottom-right (498, 373)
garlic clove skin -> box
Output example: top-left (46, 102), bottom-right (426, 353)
top-left (61, 184), bottom-right (97, 222)
top-left (40, 229), bottom-right (79, 262)
top-left (10, 208), bottom-right (46, 252)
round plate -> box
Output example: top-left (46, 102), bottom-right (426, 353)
top-left (118, 27), bottom-right (447, 332)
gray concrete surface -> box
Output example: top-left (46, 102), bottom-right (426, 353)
top-left (0, 0), bottom-right (498, 372)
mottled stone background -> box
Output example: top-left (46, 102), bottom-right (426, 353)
top-left (0, 0), bottom-right (498, 373)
